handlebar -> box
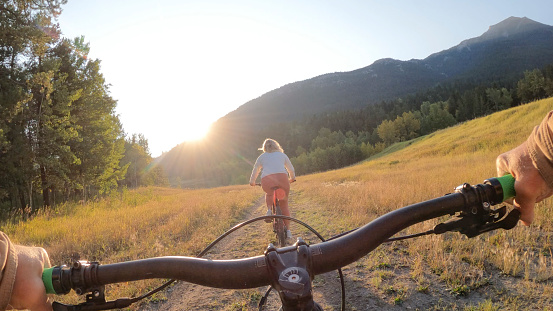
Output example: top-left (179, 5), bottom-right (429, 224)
top-left (43, 175), bottom-right (517, 309)
top-left (495, 174), bottom-right (516, 201)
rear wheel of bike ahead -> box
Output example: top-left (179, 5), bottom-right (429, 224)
top-left (274, 202), bottom-right (287, 247)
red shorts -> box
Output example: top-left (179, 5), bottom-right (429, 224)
top-left (261, 173), bottom-right (289, 200)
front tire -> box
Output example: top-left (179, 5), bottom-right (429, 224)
top-left (276, 220), bottom-right (287, 247)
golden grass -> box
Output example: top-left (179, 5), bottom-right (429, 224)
top-left (1, 185), bottom-right (260, 304)
top-left (296, 98), bottom-right (553, 213)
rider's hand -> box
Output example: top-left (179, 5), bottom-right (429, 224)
top-left (9, 245), bottom-right (52, 311)
top-left (249, 182), bottom-right (255, 186)
top-left (496, 141), bottom-right (553, 226)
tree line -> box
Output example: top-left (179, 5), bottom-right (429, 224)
top-left (0, 1), bottom-right (167, 214)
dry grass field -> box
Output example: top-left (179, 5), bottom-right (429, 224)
top-left (2, 186), bottom-right (262, 304)
top-left (3, 98), bottom-right (553, 309)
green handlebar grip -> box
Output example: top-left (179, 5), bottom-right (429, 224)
top-left (496, 174), bottom-right (516, 202)
top-left (42, 267), bottom-right (56, 294)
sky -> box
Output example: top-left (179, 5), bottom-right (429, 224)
top-left (56, 0), bottom-right (553, 157)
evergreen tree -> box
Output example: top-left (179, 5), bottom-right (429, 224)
top-left (517, 69), bottom-right (547, 103)
top-left (0, 2), bottom-right (129, 208)
top-left (485, 87), bottom-right (513, 112)
top-left (121, 134), bottom-right (151, 188)
top-left (50, 38), bottom-right (126, 201)
top-left (0, 0), bottom-right (67, 208)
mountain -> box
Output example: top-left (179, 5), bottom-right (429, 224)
top-left (422, 17), bottom-right (553, 81)
top-left (211, 17), bottom-right (553, 134)
top-left (158, 17), bottom-right (553, 186)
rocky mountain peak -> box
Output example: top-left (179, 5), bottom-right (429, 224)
top-left (483, 16), bottom-right (546, 38)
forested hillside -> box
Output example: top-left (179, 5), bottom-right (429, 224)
top-left (0, 1), bottom-right (167, 214)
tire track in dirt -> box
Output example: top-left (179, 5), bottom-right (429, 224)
top-left (139, 191), bottom-right (369, 310)
top-left (140, 191), bottom-right (348, 310)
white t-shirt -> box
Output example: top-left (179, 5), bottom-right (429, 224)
top-left (250, 151), bottom-right (296, 182)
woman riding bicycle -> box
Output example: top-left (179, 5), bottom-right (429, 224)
top-left (249, 138), bottom-right (296, 239)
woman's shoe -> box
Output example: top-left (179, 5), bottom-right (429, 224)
top-left (264, 209), bottom-right (272, 223)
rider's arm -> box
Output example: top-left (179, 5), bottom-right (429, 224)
top-left (249, 156), bottom-right (263, 186)
top-left (527, 111), bottom-right (553, 187)
top-left (0, 232), bottom-right (17, 310)
top-left (284, 154), bottom-right (296, 181)
top-left (496, 111), bottom-right (553, 225)
top-left (0, 232), bottom-right (52, 311)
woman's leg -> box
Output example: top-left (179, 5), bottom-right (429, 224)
top-left (261, 173), bottom-right (291, 227)
top-left (261, 182), bottom-right (274, 210)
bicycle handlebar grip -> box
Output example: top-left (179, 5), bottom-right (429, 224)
top-left (496, 174), bottom-right (516, 202)
top-left (42, 267), bottom-right (57, 294)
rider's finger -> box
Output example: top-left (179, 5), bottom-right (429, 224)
top-left (495, 154), bottom-right (510, 177)
top-left (513, 196), bottom-right (535, 226)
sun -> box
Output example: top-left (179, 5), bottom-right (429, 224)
top-left (181, 120), bottom-right (212, 142)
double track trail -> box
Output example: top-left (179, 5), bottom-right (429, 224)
top-left (142, 193), bottom-right (342, 310)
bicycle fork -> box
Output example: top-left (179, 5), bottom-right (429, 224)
top-left (264, 239), bottom-right (323, 311)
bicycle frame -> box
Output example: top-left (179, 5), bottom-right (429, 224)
top-left (271, 187), bottom-right (288, 247)
top-left (45, 175), bottom-right (518, 311)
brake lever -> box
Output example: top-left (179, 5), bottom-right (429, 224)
top-left (52, 286), bottom-right (135, 311)
top-left (463, 208), bottom-right (520, 237)
top-left (433, 207), bottom-right (520, 238)
top-left (53, 299), bottom-right (134, 311)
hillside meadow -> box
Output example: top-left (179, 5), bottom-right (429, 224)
top-left (2, 98), bottom-right (553, 309)
top-left (291, 97), bottom-right (553, 309)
